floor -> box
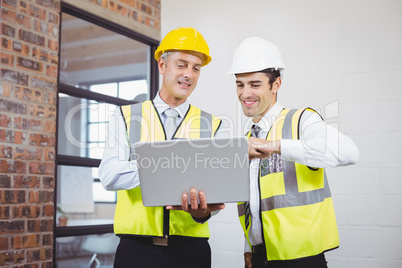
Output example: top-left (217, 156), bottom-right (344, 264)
top-left (55, 236), bottom-right (116, 268)
top-left (56, 253), bottom-right (115, 268)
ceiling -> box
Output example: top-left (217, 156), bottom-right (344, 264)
top-left (59, 13), bottom-right (150, 85)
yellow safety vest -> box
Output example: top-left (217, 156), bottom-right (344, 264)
top-left (114, 100), bottom-right (222, 238)
top-left (238, 108), bottom-right (339, 261)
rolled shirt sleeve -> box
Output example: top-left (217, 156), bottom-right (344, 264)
top-left (99, 108), bottom-right (140, 191)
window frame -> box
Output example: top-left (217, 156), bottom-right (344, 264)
top-left (54, 0), bottom-right (159, 251)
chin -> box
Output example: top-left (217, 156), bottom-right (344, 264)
top-left (241, 108), bottom-right (253, 117)
top-left (242, 111), bottom-right (254, 118)
top-left (177, 91), bottom-right (191, 98)
top-left (173, 94), bottom-right (189, 100)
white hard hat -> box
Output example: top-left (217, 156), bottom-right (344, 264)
top-left (227, 37), bottom-right (286, 74)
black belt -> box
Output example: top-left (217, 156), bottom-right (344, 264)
top-left (120, 235), bottom-right (205, 247)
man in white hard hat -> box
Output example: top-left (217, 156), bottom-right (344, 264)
top-left (99, 27), bottom-right (225, 268)
top-left (229, 37), bottom-right (359, 268)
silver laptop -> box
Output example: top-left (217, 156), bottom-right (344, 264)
top-left (133, 137), bottom-right (250, 207)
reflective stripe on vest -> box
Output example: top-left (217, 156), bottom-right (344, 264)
top-left (238, 108), bottom-right (339, 261)
top-left (261, 109), bottom-right (330, 212)
top-left (114, 100), bottom-right (222, 238)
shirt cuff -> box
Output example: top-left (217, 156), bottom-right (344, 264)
top-left (244, 237), bottom-right (252, 253)
top-left (280, 139), bottom-right (304, 163)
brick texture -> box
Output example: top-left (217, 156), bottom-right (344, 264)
top-left (96, 0), bottom-right (161, 30)
top-left (0, 0), bottom-right (59, 266)
top-left (1, 0), bottom-right (160, 266)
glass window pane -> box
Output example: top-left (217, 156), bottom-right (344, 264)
top-left (57, 94), bottom-right (88, 157)
top-left (90, 82), bottom-right (117, 97)
top-left (119, 80), bottom-right (149, 101)
top-left (56, 234), bottom-right (118, 266)
top-left (58, 94), bottom-right (116, 158)
top-left (57, 165), bottom-right (96, 214)
top-left (88, 123), bottom-right (106, 142)
top-left (93, 181), bottom-right (116, 202)
top-left (57, 165), bottom-right (116, 222)
top-left (88, 143), bottom-right (105, 159)
top-left (89, 102), bottom-right (116, 123)
top-left (59, 13), bottom-right (150, 98)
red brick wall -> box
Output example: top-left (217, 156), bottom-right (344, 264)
top-left (1, 0), bottom-right (60, 266)
top-left (97, 0), bottom-right (161, 31)
top-left (1, 0), bottom-right (160, 266)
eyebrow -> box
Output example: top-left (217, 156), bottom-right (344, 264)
top-left (236, 80), bottom-right (263, 84)
top-left (177, 59), bottom-right (202, 67)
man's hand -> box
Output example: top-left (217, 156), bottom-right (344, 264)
top-left (166, 188), bottom-right (225, 219)
top-left (248, 137), bottom-right (281, 160)
top-left (244, 252), bottom-right (253, 268)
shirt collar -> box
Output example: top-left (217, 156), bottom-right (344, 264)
top-left (248, 102), bottom-right (284, 133)
top-left (153, 91), bottom-right (189, 118)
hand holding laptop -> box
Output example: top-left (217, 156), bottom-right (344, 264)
top-left (166, 188), bottom-right (225, 219)
top-left (135, 137), bottom-right (250, 207)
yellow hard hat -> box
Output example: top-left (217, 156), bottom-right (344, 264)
top-left (154, 27), bottom-right (212, 66)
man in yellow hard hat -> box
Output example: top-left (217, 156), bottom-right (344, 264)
top-left (228, 37), bottom-right (359, 268)
top-left (99, 27), bottom-right (225, 268)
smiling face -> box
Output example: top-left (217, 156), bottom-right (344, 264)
top-left (236, 72), bottom-right (281, 123)
top-left (158, 51), bottom-right (203, 107)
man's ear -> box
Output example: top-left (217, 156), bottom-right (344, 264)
top-left (158, 57), bottom-right (166, 75)
top-left (272, 77), bottom-right (282, 94)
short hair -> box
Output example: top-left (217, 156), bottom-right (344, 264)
top-left (261, 68), bottom-right (281, 85)
top-left (160, 50), bottom-right (204, 66)
top-left (160, 51), bottom-right (173, 66)
top-left (261, 68), bottom-right (282, 101)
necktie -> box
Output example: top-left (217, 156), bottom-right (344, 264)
top-left (244, 124), bottom-right (262, 229)
top-left (251, 124), bottom-right (261, 138)
top-left (164, 108), bottom-right (179, 140)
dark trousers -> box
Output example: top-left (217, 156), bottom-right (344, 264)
top-left (114, 236), bottom-right (211, 268)
top-left (252, 244), bottom-right (328, 268)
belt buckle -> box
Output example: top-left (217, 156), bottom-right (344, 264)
top-left (153, 237), bottom-right (168, 246)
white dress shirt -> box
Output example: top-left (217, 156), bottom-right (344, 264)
top-left (99, 92), bottom-right (227, 191)
top-left (244, 102), bottom-right (359, 253)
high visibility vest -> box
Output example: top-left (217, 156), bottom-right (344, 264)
top-left (114, 100), bottom-right (222, 238)
top-left (238, 108), bottom-right (339, 261)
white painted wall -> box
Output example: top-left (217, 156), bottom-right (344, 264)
top-left (161, 1), bottom-right (402, 267)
